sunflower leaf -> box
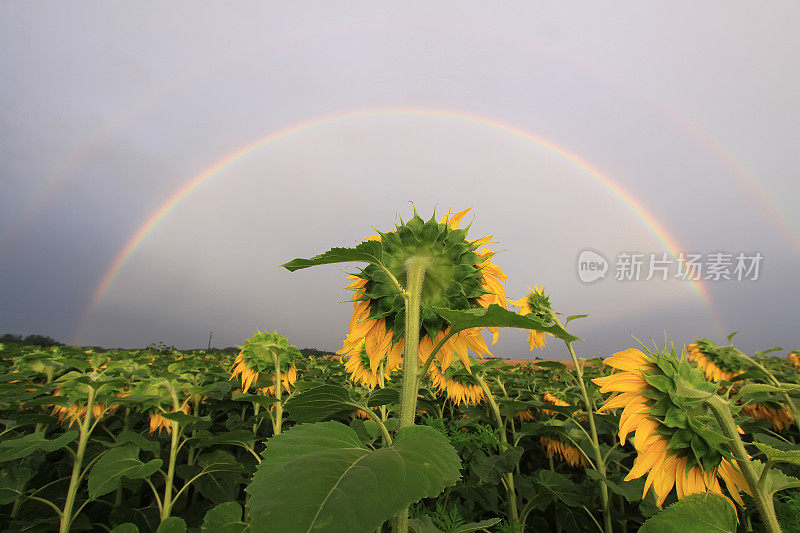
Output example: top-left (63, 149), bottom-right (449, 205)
top-left (367, 387), bottom-right (400, 407)
top-left (282, 241), bottom-right (384, 271)
top-left (432, 304), bottom-right (579, 342)
top-left (532, 470), bottom-right (591, 507)
top-left (0, 430), bottom-right (78, 463)
top-left (638, 492), bottom-right (736, 533)
top-left (201, 502), bottom-right (246, 533)
top-left (752, 460), bottom-right (800, 495)
top-left (87, 444), bottom-right (162, 500)
top-left (752, 442), bottom-right (800, 467)
top-left (246, 421), bottom-right (461, 533)
top-left (283, 384), bottom-right (357, 422)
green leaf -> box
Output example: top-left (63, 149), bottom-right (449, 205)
top-left (202, 502), bottom-right (247, 533)
top-left (565, 314), bottom-right (589, 325)
top-left (88, 444), bottom-right (163, 500)
top-left (0, 466), bottom-right (32, 504)
top-left (738, 383), bottom-right (800, 396)
top-left (367, 387), bottom-right (400, 407)
top-left (0, 430), bottom-right (78, 462)
top-left (752, 460), bottom-right (800, 495)
top-left (471, 447), bottom-right (524, 484)
top-left (638, 492), bottom-right (737, 533)
top-left (533, 470), bottom-right (591, 507)
top-left (283, 384), bottom-right (357, 422)
top-left (753, 442), bottom-right (800, 467)
top-left (109, 524), bottom-right (139, 533)
top-left (432, 304), bottom-right (579, 342)
top-left (115, 430), bottom-right (160, 454)
top-left (282, 241), bottom-right (384, 271)
top-left (455, 519), bottom-right (502, 532)
top-left (156, 517), bottom-right (187, 533)
top-left (231, 393), bottom-right (279, 408)
top-left (246, 421), bottom-right (461, 533)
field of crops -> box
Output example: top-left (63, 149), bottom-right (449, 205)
top-left (2, 209), bottom-right (800, 533)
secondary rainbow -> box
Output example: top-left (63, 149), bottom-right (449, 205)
top-left (76, 107), bottom-right (727, 342)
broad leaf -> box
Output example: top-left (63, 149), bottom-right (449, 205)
top-left (367, 387), bottom-right (400, 407)
top-left (283, 384), bottom-right (356, 422)
top-left (202, 502), bottom-right (247, 533)
top-left (0, 466), bottom-right (32, 504)
top-left (638, 493), bottom-right (736, 533)
top-left (752, 460), bottom-right (800, 495)
top-left (433, 305), bottom-right (579, 342)
top-left (110, 524), bottom-right (139, 533)
top-left (753, 442), bottom-right (800, 467)
top-left (471, 447), bottom-right (523, 484)
top-left (533, 470), bottom-right (590, 507)
top-left (88, 444), bottom-right (163, 499)
top-left (246, 421), bottom-right (461, 533)
top-left (0, 430), bottom-right (77, 462)
top-left (156, 517), bottom-right (186, 533)
top-left (282, 241), bottom-right (384, 271)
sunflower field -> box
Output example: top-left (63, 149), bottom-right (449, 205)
top-left (1, 208), bottom-right (799, 533)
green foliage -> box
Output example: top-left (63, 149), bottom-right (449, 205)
top-left (638, 493), bottom-right (737, 533)
top-left (246, 421), bottom-right (461, 532)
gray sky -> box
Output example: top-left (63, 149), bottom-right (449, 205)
top-left (1, 2), bottom-right (798, 359)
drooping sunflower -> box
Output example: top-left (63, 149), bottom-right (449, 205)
top-left (541, 435), bottom-right (586, 468)
top-left (515, 408), bottom-right (535, 422)
top-left (343, 347), bottom-right (383, 389)
top-left (427, 359), bottom-right (485, 406)
top-left (337, 208), bottom-right (508, 376)
top-left (687, 340), bottom-right (745, 382)
top-left (149, 404), bottom-right (191, 435)
top-left (541, 390), bottom-right (572, 416)
top-left (229, 331), bottom-right (301, 394)
top-left (741, 402), bottom-right (793, 432)
top-left (510, 286), bottom-right (553, 350)
top-left (593, 348), bottom-right (751, 507)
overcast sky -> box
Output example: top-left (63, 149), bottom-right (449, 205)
top-left (1, 2), bottom-right (798, 359)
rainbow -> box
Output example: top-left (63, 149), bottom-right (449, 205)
top-left (75, 107), bottom-right (727, 342)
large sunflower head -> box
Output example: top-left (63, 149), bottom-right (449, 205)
top-left (687, 340), bottom-right (745, 382)
top-left (337, 208), bottom-right (508, 373)
top-left (593, 347), bottom-right (751, 507)
top-left (149, 403), bottom-right (191, 435)
top-left (510, 286), bottom-right (554, 350)
top-left (230, 331), bottom-right (302, 393)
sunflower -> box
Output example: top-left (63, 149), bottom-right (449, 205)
top-left (541, 436), bottom-right (586, 468)
top-left (336, 208), bottom-right (507, 375)
top-left (229, 331), bottom-right (301, 394)
top-left (515, 408), bottom-right (535, 422)
top-left (343, 345), bottom-right (392, 389)
top-left (741, 402), bottom-right (793, 432)
top-left (51, 388), bottom-right (110, 427)
top-left (427, 360), bottom-right (485, 406)
top-left (593, 348), bottom-right (751, 507)
top-left (149, 404), bottom-right (191, 435)
top-left (510, 286), bottom-right (554, 350)
top-left (541, 390), bottom-right (572, 416)
top-left (789, 351), bottom-right (800, 370)
top-left (687, 340), bottom-right (744, 382)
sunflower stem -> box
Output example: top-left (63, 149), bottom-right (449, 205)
top-left (475, 372), bottom-right (519, 525)
top-left (705, 394), bottom-right (782, 533)
top-left (59, 385), bottom-right (96, 533)
top-left (553, 314), bottom-right (612, 533)
top-left (395, 256), bottom-right (428, 533)
top-left (273, 352), bottom-right (283, 436)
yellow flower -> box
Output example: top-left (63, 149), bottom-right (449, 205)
top-left (515, 408), bottom-right (535, 422)
top-left (337, 209), bottom-right (507, 375)
top-left (149, 404), bottom-right (190, 435)
top-left (510, 286), bottom-right (552, 350)
top-left (741, 402), bottom-right (793, 432)
top-left (427, 361), bottom-right (485, 406)
top-left (229, 331), bottom-right (301, 394)
top-left (593, 348), bottom-right (751, 507)
top-left (788, 352), bottom-right (800, 370)
top-left (687, 341), bottom-right (743, 382)
top-left (542, 436), bottom-right (586, 468)
top-left (343, 346), bottom-right (392, 389)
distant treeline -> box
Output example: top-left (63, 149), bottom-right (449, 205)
top-left (0, 333), bottom-right (333, 357)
